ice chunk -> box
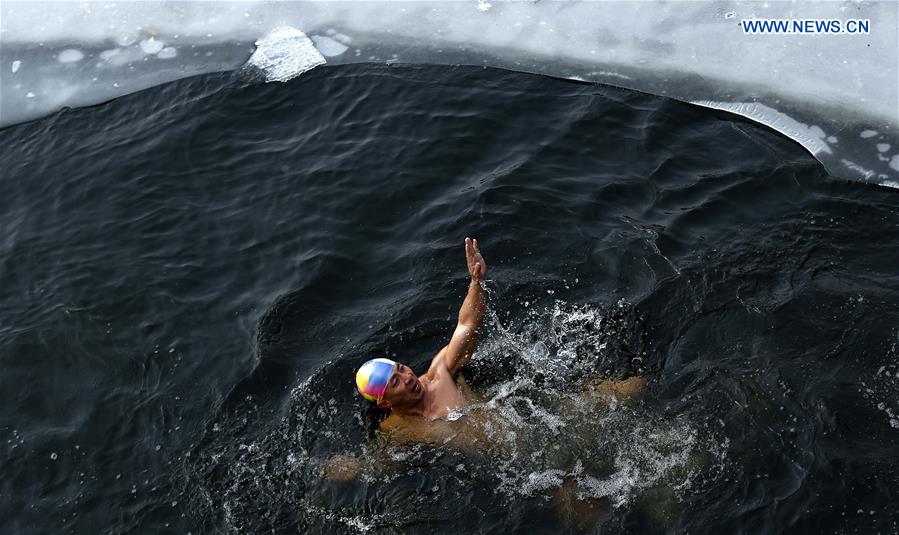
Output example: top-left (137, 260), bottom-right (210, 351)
top-left (692, 101), bottom-right (831, 156)
top-left (98, 47), bottom-right (145, 67)
top-left (309, 35), bottom-right (349, 58)
top-left (11, 60), bottom-right (22, 73)
top-left (57, 49), bottom-right (84, 63)
top-left (841, 159), bottom-right (876, 181)
top-left (0, 0), bottom-right (896, 182)
top-left (247, 27), bottom-right (326, 83)
top-left (140, 38), bottom-right (164, 55)
top-left (333, 33), bottom-right (352, 45)
top-left (876, 143), bottom-right (890, 153)
top-left (157, 47), bottom-right (178, 60)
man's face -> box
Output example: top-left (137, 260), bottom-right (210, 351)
top-left (380, 362), bottom-right (423, 408)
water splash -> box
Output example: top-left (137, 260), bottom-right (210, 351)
top-left (190, 300), bottom-right (726, 531)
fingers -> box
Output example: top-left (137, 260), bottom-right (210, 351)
top-left (466, 237), bottom-right (480, 255)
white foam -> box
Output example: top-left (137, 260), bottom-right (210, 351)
top-left (520, 469), bottom-right (566, 495)
top-left (247, 27), bottom-right (326, 83)
top-left (57, 49), bottom-right (84, 64)
top-left (863, 355), bottom-right (899, 430)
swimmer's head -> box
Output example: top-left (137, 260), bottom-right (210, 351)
top-left (356, 359), bottom-right (424, 409)
top-left (356, 358), bottom-right (396, 405)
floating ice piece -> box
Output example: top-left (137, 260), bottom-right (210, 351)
top-left (11, 60), bottom-right (21, 73)
top-left (309, 35), bottom-right (348, 57)
top-left (477, 0), bottom-right (493, 13)
top-left (99, 47), bottom-right (144, 67)
top-left (157, 47), bottom-right (177, 59)
top-left (248, 27), bottom-right (326, 83)
top-left (841, 159), bottom-right (876, 180)
top-left (140, 37), bottom-right (164, 54)
top-left (876, 143), bottom-right (890, 153)
top-left (58, 49), bottom-right (84, 63)
top-left (860, 130), bottom-right (878, 139)
top-left (890, 155), bottom-right (899, 172)
top-left (324, 28), bottom-right (352, 44)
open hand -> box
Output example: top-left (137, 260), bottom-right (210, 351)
top-left (465, 237), bottom-right (487, 281)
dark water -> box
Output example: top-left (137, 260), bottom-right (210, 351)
top-left (1, 64), bottom-right (897, 534)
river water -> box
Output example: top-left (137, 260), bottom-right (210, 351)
top-left (1, 64), bottom-right (897, 534)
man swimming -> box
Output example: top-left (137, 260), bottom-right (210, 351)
top-left (356, 236), bottom-right (488, 422)
top-left (324, 237), bottom-right (647, 529)
top-left (324, 237), bottom-right (645, 473)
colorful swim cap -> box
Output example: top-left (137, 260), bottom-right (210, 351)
top-left (356, 358), bottom-right (396, 403)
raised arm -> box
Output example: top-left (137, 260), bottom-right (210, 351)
top-left (429, 237), bottom-right (488, 379)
